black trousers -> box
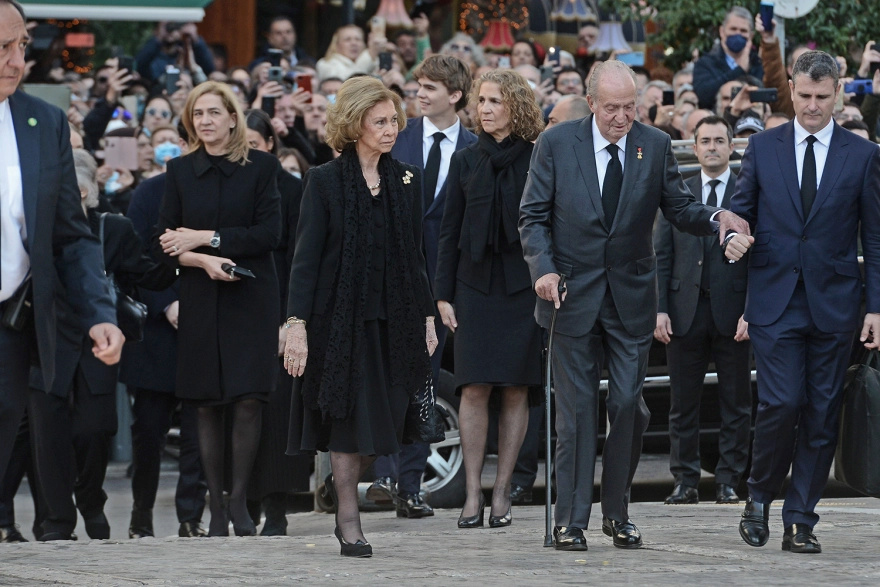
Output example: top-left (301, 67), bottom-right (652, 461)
top-left (666, 296), bottom-right (752, 488)
top-left (130, 388), bottom-right (206, 523)
top-left (0, 408), bottom-right (44, 534)
top-left (28, 368), bottom-right (117, 536)
top-left (0, 323), bottom-right (34, 507)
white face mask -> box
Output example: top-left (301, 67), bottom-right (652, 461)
top-left (289, 170), bottom-right (302, 179)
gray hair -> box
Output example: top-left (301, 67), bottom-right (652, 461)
top-left (723, 6), bottom-right (754, 31)
top-left (586, 60), bottom-right (637, 99)
top-left (791, 50), bottom-right (839, 88)
top-left (553, 95), bottom-right (591, 120)
top-left (440, 33), bottom-right (485, 67)
top-left (72, 148), bottom-right (100, 210)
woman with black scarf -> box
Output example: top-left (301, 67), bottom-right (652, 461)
top-left (434, 69), bottom-right (546, 530)
top-left (284, 76), bottom-right (438, 557)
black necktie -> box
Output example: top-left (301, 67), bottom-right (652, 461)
top-left (801, 135), bottom-right (817, 217)
top-left (602, 143), bottom-right (622, 225)
top-left (701, 179), bottom-right (722, 290)
top-left (423, 131), bottom-right (445, 212)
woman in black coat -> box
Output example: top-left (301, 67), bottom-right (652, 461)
top-left (154, 82), bottom-right (282, 537)
top-left (242, 109), bottom-right (310, 536)
top-left (284, 77), bottom-right (437, 557)
top-left (434, 69), bottom-right (545, 529)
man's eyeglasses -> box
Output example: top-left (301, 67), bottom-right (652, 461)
top-left (403, 89), bottom-right (419, 97)
top-left (147, 108), bottom-right (172, 119)
top-left (449, 44), bottom-right (473, 53)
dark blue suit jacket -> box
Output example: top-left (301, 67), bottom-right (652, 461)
top-left (729, 121), bottom-right (880, 333)
top-left (7, 90), bottom-right (116, 390)
top-left (391, 117), bottom-right (477, 284)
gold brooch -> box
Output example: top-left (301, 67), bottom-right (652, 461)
top-left (403, 170), bottom-right (413, 184)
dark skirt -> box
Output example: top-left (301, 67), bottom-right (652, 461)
top-left (453, 256), bottom-right (543, 398)
top-left (248, 364), bottom-right (312, 499)
top-left (287, 319), bottom-right (409, 457)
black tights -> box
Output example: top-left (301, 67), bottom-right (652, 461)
top-left (197, 399), bottom-right (263, 534)
top-left (330, 451), bottom-right (375, 543)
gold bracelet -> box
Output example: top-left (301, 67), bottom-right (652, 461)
top-left (285, 316), bottom-right (306, 328)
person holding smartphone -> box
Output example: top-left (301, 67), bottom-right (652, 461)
top-left (153, 82), bottom-right (282, 537)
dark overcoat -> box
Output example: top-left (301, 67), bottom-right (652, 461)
top-left (154, 148), bottom-right (282, 401)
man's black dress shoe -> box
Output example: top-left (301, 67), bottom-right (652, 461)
top-left (0, 525), bottom-right (28, 543)
top-left (179, 521), bottom-right (208, 537)
top-left (553, 526), bottom-right (588, 551)
top-left (782, 524), bottom-right (821, 553)
top-left (129, 509), bottom-right (154, 539)
top-left (84, 512), bottom-right (110, 540)
top-left (664, 484), bottom-right (699, 504)
top-left (365, 477), bottom-right (396, 504)
top-left (396, 493), bottom-right (434, 518)
top-left (38, 531), bottom-right (77, 541)
top-left (509, 483), bottom-right (533, 505)
top-left (716, 484), bottom-right (740, 504)
top-left (602, 517), bottom-right (642, 548)
top-left (738, 496), bottom-right (770, 547)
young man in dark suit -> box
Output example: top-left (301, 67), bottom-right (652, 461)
top-left (654, 116), bottom-right (752, 506)
top-left (0, 0), bottom-right (122, 543)
top-left (369, 54), bottom-right (477, 518)
top-left (726, 50), bottom-right (880, 553)
top-left (520, 60), bottom-right (748, 551)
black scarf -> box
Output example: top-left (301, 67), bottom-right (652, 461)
top-left (301, 148), bottom-right (430, 421)
top-left (467, 132), bottom-right (530, 262)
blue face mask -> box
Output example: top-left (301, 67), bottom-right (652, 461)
top-left (326, 94), bottom-right (336, 105)
top-left (289, 170), bottom-right (302, 179)
top-left (154, 141), bottom-right (181, 166)
top-left (725, 34), bottom-right (748, 54)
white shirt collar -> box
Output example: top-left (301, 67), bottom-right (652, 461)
top-left (592, 115), bottom-right (627, 155)
top-left (701, 167), bottom-right (731, 189)
top-left (423, 116), bottom-right (460, 143)
top-left (0, 99), bottom-right (9, 124)
top-left (793, 116), bottom-right (834, 147)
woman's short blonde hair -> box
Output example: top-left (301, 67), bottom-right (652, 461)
top-left (323, 24), bottom-right (364, 61)
top-left (325, 76), bottom-right (407, 152)
top-left (471, 69), bottom-right (545, 142)
top-left (181, 81), bottom-right (249, 164)
top-left (72, 148), bottom-right (100, 210)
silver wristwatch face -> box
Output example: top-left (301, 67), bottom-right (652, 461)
top-left (210, 233), bottom-right (220, 248)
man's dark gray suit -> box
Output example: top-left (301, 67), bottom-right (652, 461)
top-left (520, 116), bottom-right (719, 530)
top-left (654, 172), bottom-right (752, 491)
top-left (0, 91), bottom-right (116, 494)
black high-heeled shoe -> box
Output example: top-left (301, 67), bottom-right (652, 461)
top-left (488, 505), bottom-right (513, 528)
top-left (334, 526), bottom-right (372, 558)
top-left (230, 510), bottom-right (256, 537)
top-left (457, 494), bottom-right (486, 529)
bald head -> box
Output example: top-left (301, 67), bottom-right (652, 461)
top-left (587, 60), bottom-right (637, 102)
top-left (547, 96), bottom-right (590, 129)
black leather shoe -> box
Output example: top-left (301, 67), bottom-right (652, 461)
top-left (0, 525), bottom-right (27, 543)
top-left (553, 526), bottom-right (588, 551)
top-left (334, 526), bottom-right (372, 558)
top-left (396, 493), bottom-right (434, 519)
top-left (84, 512), bottom-right (110, 540)
top-left (488, 506), bottom-right (512, 528)
top-left (782, 524), bottom-right (821, 553)
top-left (38, 531), bottom-right (77, 541)
top-left (716, 484), bottom-right (740, 504)
top-left (457, 495), bottom-right (485, 528)
top-left (129, 509), bottom-right (154, 539)
top-left (365, 477), bottom-right (396, 504)
top-left (738, 496), bottom-right (770, 547)
top-left (602, 517), bottom-right (643, 548)
top-left (509, 483), bottom-right (533, 505)
top-left (179, 521), bottom-right (208, 537)
top-left (664, 484), bottom-right (699, 504)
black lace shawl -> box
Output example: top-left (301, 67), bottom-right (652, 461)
top-left (301, 148), bottom-right (431, 421)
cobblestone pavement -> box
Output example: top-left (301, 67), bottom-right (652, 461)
top-left (4, 466), bottom-right (879, 586)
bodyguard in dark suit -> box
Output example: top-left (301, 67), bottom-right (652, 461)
top-left (0, 0), bottom-right (122, 544)
top-left (372, 55), bottom-right (476, 518)
top-left (654, 116), bottom-right (751, 506)
top-left (122, 168), bottom-right (208, 539)
top-left (520, 61), bottom-right (749, 551)
top-left (726, 51), bottom-right (880, 553)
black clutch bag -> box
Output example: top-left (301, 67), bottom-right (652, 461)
top-left (0, 274), bottom-right (33, 331)
top-left (99, 213), bottom-right (148, 342)
top-left (404, 372), bottom-right (446, 444)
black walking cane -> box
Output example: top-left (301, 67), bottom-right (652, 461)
top-left (543, 275), bottom-right (566, 547)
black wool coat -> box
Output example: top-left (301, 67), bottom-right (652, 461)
top-left (154, 148), bottom-right (282, 402)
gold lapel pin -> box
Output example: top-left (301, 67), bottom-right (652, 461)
top-left (637, 147), bottom-right (643, 160)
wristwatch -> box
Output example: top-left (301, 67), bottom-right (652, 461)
top-left (210, 231), bottom-right (220, 249)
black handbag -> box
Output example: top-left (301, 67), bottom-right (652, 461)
top-left (404, 371), bottom-right (446, 444)
top-left (834, 349), bottom-right (880, 498)
top-left (99, 213), bottom-right (148, 343)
